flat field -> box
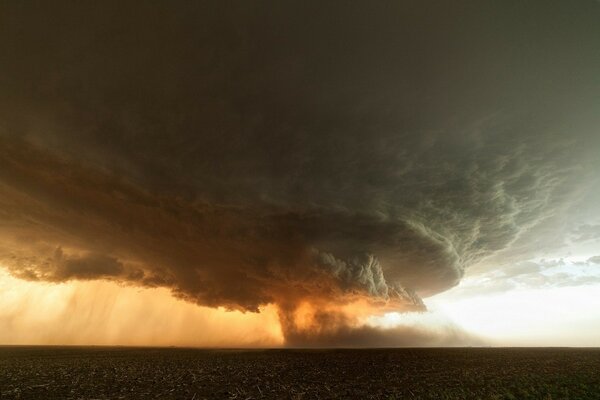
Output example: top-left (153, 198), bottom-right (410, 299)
top-left (1, 347), bottom-right (599, 399)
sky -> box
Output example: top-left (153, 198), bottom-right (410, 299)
top-left (0, 1), bottom-right (599, 347)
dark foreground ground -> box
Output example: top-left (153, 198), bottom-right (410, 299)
top-left (1, 347), bottom-right (599, 399)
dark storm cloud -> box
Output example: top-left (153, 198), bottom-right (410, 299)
top-left (0, 1), bottom-right (599, 344)
top-left (8, 247), bottom-right (128, 282)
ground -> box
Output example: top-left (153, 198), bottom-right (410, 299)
top-left (1, 347), bottom-right (599, 399)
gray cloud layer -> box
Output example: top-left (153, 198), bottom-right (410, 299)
top-left (588, 256), bottom-right (600, 265)
top-left (0, 1), bottom-right (599, 344)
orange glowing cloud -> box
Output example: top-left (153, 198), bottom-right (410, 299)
top-left (0, 269), bottom-right (283, 347)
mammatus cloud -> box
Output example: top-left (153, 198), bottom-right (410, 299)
top-left (0, 1), bottom-right (599, 345)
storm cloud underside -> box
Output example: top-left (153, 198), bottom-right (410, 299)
top-left (0, 1), bottom-right (598, 345)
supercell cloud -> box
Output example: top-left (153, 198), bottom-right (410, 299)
top-left (0, 1), bottom-right (598, 345)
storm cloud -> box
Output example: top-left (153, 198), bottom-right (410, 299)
top-left (0, 1), bottom-right (598, 345)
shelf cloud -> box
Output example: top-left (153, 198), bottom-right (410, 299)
top-left (0, 1), bottom-right (598, 345)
